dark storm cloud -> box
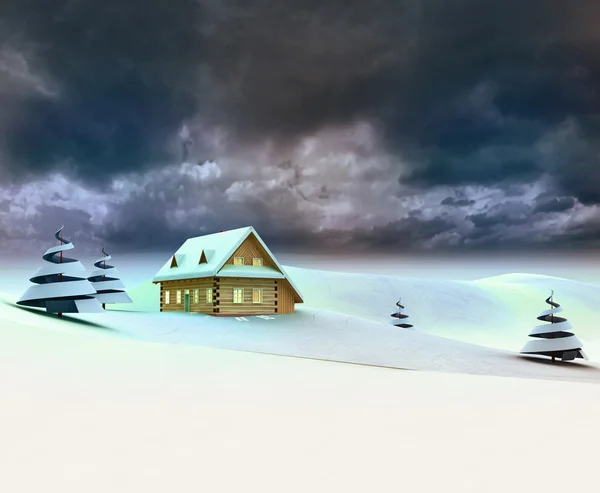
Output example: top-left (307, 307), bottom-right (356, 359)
top-left (29, 205), bottom-right (97, 246)
top-left (504, 184), bottom-right (528, 197)
top-left (404, 145), bottom-right (541, 188)
top-left (393, 4), bottom-right (600, 198)
top-left (537, 119), bottom-right (600, 205)
top-left (441, 197), bottom-right (475, 207)
top-left (0, 0), bottom-right (204, 183)
top-left (318, 186), bottom-right (330, 200)
top-left (461, 201), bottom-right (533, 246)
top-left (468, 211), bottom-right (529, 229)
top-left (494, 44), bottom-right (600, 122)
top-left (101, 196), bottom-right (178, 252)
top-left (1, 204), bottom-right (104, 256)
top-left (352, 213), bottom-right (458, 250)
top-left (0, 0), bottom-right (421, 185)
top-left (532, 194), bottom-right (576, 214)
top-left (252, 212), bottom-right (460, 252)
top-left (467, 202), bottom-right (531, 229)
top-left (2, 0), bottom-right (600, 252)
top-left (559, 218), bottom-right (600, 246)
top-left (1, 1), bottom-right (597, 180)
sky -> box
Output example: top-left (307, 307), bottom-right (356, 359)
top-left (1, 0), bottom-right (600, 258)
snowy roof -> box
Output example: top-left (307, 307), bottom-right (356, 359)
top-left (152, 226), bottom-right (303, 301)
top-left (217, 265), bottom-right (285, 279)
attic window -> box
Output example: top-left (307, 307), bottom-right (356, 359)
top-left (233, 257), bottom-right (244, 266)
top-left (170, 255), bottom-right (178, 268)
top-left (199, 250), bottom-right (208, 264)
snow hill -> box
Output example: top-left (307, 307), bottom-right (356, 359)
top-left (3, 266), bottom-right (599, 384)
top-left (120, 266), bottom-right (600, 351)
top-left (2, 265), bottom-right (600, 491)
top-left (2, 298), bottom-right (600, 492)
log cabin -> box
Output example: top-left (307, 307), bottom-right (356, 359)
top-left (152, 226), bottom-right (303, 316)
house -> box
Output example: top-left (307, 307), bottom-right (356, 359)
top-left (152, 226), bottom-right (303, 316)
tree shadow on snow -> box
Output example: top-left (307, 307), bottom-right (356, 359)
top-left (4, 300), bottom-right (116, 332)
top-left (516, 354), bottom-right (600, 371)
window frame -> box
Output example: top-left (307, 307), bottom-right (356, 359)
top-left (176, 289), bottom-right (182, 304)
top-left (233, 256), bottom-right (245, 266)
top-left (233, 287), bottom-right (244, 304)
top-left (193, 288), bottom-right (199, 304)
top-left (206, 287), bottom-right (213, 304)
top-left (252, 258), bottom-right (263, 267)
top-left (165, 290), bottom-right (170, 305)
top-left (252, 288), bottom-right (263, 304)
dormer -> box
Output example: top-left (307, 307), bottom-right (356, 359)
top-left (199, 250), bottom-right (208, 264)
top-left (170, 254), bottom-right (185, 268)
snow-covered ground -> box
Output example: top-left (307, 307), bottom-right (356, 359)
top-left (78, 267), bottom-right (600, 382)
top-left (2, 265), bottom-right (600, 491)
top-left (3, 266), bottom-right (600, 383)
top-left (6, 303), bottom-right (595, 384)
top-left (121, 267), bottom-right (600, 349)
top-left (283, 267), bottom-right (600, 349)
top-left (1, 296), bottom-right (600, 492)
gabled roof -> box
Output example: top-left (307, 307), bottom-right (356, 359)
top-left (152, 226), bottom-right (303, 301)
top-left (218, 265), bottom-right (285, 279)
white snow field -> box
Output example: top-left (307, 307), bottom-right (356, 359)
top-left (81, 266), bottom-right (600, 383)
top-left (121, 267), bottom-right (600, 348)
top-left (3, 267), bottom-right (598, 383)
top-left (2, 266), bottom-right (600, 492)
top-left (282, 267), bottom-right (600, 350)
top-left (1, 294), bottom-right (600, 493)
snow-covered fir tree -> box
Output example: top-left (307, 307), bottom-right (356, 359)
top-left (17, 226), bottom-right (103, 317)
top-left (391, 297), bottom-right (413, 329)
top-left (520, 290), bottom-right (588, 362)
top-left (87, 247), bottom-right (132, 309)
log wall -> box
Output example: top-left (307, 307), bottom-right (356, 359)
top-left (276, 279), bottom-right (296, 314)
top-left (157, 276), bottom-right (288, 315)
top-left (216, 277), bottom-right (277, 316)
top-left (159, 278), bottom-right (216, 314)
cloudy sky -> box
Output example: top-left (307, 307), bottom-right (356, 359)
top-left (1, 0), bottom-right (600, 257)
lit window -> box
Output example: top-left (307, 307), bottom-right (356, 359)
top-left (252, 288), bottom-right (262, 304)
top-left (233, 288), bottom-right (244, 304)
top-left (252, 258), bottom-right (263, 266)
top-left (233, 257), bottom-right (244, 266)
top-left (176, 290), bottom-right (182, 304)
top-left (165, 290), bottom-right (170, 304)
top-left (193, 289), bottom-right (199, 304)
top-left (206, 288), bottom-right (213, 304)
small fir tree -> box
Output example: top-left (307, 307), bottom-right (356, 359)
top-left (391, 297), bottom-right (414, 329)
top-left (17, 226), bottom-right (103, 317)
top-left (520, 290), bottom-right (588, 362)
top-left (87, 247), bottom-right (133, 309)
